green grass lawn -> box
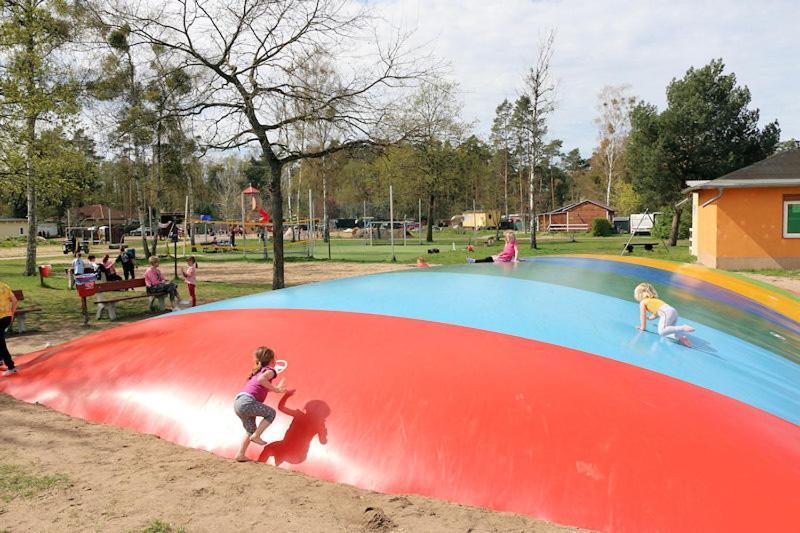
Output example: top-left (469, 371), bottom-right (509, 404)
top-left (308, 232), bottom-right (693, 265)
top-left (0, 258), bottom-right (270, 334)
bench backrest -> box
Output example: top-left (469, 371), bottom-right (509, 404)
top-left (12, 290), bottom-right (24, 301)
top-left (96, 278), bottom-right (146, 293)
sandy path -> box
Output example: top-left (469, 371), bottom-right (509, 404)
top-left (740, 272), bottom-right (800, 295)
top-left (0, 395), bottom-right (587, 533)
top-left (200, 261), bottom-right (411, 285)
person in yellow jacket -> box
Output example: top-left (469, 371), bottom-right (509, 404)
top-left (634, 282), bottom-right (694, 348)
top-left (0, 281), bottom-right (18, 375)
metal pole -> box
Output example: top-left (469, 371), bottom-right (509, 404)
top-left (418, 198), bottom-right (422, 246)
top-left (473, 199), bottom-right (477, 244)
top-left (389, 185), bottom-right (396, 262)
top-left (363, 200), bottom-right (367, 247)
top-left (308, 189), bottom-right (313, 258)
top-left (403, 220), bottom-right (406, 247)
top-left (183, 195), bottom-right (189, 256)
top-left (621, 208), bottom-right (650, 255)
top-left (241, 192), bottom-right (246, 258)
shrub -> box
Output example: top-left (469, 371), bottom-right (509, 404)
top-left (652, 207), bottom-right (691, 240)
top-left (591, 217), bottom-right (613, 237)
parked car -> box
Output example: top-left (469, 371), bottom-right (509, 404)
top-left (128, 226), bottom-right (154, 237)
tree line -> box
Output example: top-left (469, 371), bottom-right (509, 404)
top-left (0, 1), bottom-right (791, 287)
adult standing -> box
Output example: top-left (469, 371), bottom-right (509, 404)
top-left (70, 234), bottom-right (77, 257)
top-left (0, 281), bottom-right (18, 376)
top-left (72, 252), bottom-right (86, 275)
top-left (117, 245), bottom-right (136, 280)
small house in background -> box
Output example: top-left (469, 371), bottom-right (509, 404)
top-left (0, 217), bottom-right (27, 239)
top-left (684, 148), bottom-right (800, 269)
top-left (538, 200), bottom-right (615, 232)
top-left (461, 210), bottom-right (500, 230)
top-left (68, 204), bottom-right (128, 244)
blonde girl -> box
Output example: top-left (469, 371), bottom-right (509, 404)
top-left (634, 283), bottom-right (694, 347)
top-left (467, 230), bottom-right (519, 264)
top-left (233, 347), bottom-right (287, 462)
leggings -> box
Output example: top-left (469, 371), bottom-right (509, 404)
top-left (148, 282), bottom-right (179, 301)
top-left (234, 393), bottom-right (276, 435)
top-left (473, 257), bottom-right (495, 263)
top-left (0, 316), bottom-right (15, 370)
top-left (657, 305), bottom-right (684, 336)
top-left (188, 283), bottom-right (196, 307)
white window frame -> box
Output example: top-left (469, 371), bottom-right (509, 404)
top-left (784, 200), bottom-right (800, 238)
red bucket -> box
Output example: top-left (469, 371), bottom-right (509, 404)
top-left (75, 273), bottom-right (97, 297)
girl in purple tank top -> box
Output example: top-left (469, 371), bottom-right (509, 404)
top-left (233, 346), bottom-right (288, 462)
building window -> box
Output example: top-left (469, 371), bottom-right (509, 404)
top-left (19, 227), bottom-right (23, 235)
top-left (785, 200), bottom-right (800, 238)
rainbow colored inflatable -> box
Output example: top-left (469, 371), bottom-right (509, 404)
top-left (2, 256), bottom-right (799, 532)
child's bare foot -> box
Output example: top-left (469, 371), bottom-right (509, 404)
top-left (249, 436), bottom-right (268, 445)
top-left (682, 325), bottom-right (695, 333)
top-left (678, 335), bottom-right (692, 348)
top-left (234, 455), bottom-right (251, 462)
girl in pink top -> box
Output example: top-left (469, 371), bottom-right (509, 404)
top-left (467, 231), bottom-right (519, 264)
top-left (181, 256), bottom-right (198, 307)
top-left (233, 346), bottom-right (288, 462)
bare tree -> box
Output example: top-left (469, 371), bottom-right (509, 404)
top-left (95, 0), bottom-right (433, 288)
top-left (521, 30), bottom-right (556, 249)
top-left (594, 84), bottom-right (636, 207)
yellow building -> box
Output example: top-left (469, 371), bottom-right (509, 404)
top-left (0, 218), bottom-right (27, 239)
top-left (685, 149), bottom-right (800, 269)
top-left (462, 210), bottom-right (500, 230)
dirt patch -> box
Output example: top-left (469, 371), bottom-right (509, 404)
top-left (740, 273), bottom-right (800, 296)
top-left (199, 261), bottom-right (411, 285)
top-left (0, 395), bottom-right (588, 533)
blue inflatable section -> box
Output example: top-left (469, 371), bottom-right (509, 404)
top-left (181, 266), bottom-right (800, 425)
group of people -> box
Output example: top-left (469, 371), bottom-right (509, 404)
top-left (71, 246), bottom-right (137, 282)
top-left (70, 245), bottom-right (199, 309)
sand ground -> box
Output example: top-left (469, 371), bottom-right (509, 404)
top-left (0, 395), bottom-right (588, 533)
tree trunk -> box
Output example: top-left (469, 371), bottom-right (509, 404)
top-left (24, 115), bottom-right (36, 276)
top-left (134, 154), bottom-right (149, 258)
top-left (322, 157), bottom-right (329, 244)
top-left (503, 153), bottom-right (509, 219)
top-left (669, 205), bottom-right (682, 246)
top-left (268, 158), bottom-right (285, 289)
top-left (529, 166), bottom-right (538, 249)
top-left (149, 127), bottom-right (163, 258)
top-left (426, 193), bottom-right (435, 243)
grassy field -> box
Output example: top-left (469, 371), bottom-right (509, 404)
top-left (0, 258), bottom-right (270, 335)
top-left (308, 232), bottom-right (693, 264)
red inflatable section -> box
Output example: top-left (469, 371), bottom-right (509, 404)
top-left (2, 309), bottom-right (800, 532)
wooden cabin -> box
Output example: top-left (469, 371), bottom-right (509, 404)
top-left (537, 200), bottom-right (615, 232)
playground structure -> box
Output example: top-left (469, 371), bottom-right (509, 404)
top-left (1, 256), bottom-right (799, 532)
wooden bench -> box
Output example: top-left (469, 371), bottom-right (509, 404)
top-left (11, 290), bottom-right (42, 334)
top-left (82, 278), bottom-right (169, 324)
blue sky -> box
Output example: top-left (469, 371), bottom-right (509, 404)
top-left (374, 0), bottom-right (800, 156)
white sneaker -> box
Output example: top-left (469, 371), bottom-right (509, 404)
top-left (3, 368), bottom-right (18, 376)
